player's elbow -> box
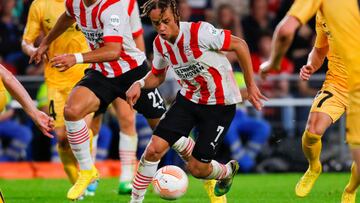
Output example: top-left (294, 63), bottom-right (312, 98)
top-left (230, 36), bottom-right (249, 52)
top-left (277, 16), bottom-right (300, 40)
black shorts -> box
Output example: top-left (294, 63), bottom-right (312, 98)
top-left (75, 62), bottom-right (166, 118)
top-left (154, 93), bottom-right (236, 163)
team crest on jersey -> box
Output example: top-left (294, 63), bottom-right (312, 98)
top-left (208, 26), bottom-right (220, 36)
top-left (110, 15), bottom-right (121, 26)
top-left (184, 45), bottom-right (193, 57)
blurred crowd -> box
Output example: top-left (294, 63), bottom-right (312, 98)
top-left (0, 0), bottom-right (346, 173)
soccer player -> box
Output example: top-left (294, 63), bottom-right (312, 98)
top-left (0, 64), bottom-right (53, 137)
top-left (259, 0), bottom-right (360, 202)
top-left (31, 0), bottom-right (166, 200)
top-left (292, 12), bottom-right (349, 197)
top-left (126, 0), bottom-right (266, 202)
top-left (22, 0), bottom-right (92, 186)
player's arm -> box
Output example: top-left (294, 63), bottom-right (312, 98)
top-left (300, 13), bottom-right (329, 80)
top-left (22, 0), bottom-right (43, 57)
top-left (259, 16), bottom-right (300, 78)
top-left (126, 38), bottom-right (167, 107)
top-left (300, 45), bottom-right (328, 80)
top-left (0, 65), bottom-right (54, 137)
top-left (260, 0), bottom-right (322, 79)
top-left (30, 12), bottom-right (75, 64)
top-left (50, 41), bottom-right (123, 72)
top-left (126, 71), bottom-right (166, 107)
top-left (228, 35), bottom-right (268, 110)
top-left (50, 5), bottom-right (128, 71)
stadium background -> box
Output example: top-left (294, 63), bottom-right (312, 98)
top-left (0, 0), bottom-right (351, 201)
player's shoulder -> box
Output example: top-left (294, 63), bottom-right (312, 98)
top-left (30, 0), bottom-right (46, 9)
top-left (100, 0), bottom-right (127, 17)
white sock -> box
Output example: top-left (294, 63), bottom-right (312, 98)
top-left (65, 119), bottom-right (93, 170)
top-left (205, 160), bottom-right (231, 180)
top-left (119, 131), bottom-right (138, 182)
top-left (131, 156), bottom-right (159, 201)
top-left (92, 134), bottom-right (99, 162)
top-left (172, 136), bottom-right (195, 162)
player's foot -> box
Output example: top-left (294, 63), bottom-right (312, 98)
top-left (67, 166), bottom-right (99, 200)
top-left (85, 179), bottom-right (99, 196)
top-left (295, 165), bottom-right (322, 197)
top-left (341, 190), bottom-right (356, 203)
top-left (118, 181), bottom-right (132, 194)
top-left (214, 160), bottom-right (239, 197)
top-left (204, 180), bottom-right (227, 203)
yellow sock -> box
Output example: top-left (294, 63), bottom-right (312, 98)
top-left (345, 162), bottom-right (360, 193)
top-left (57, 145), bottom-right (78, 184)
top-left (302, 130), bottom-right (322, 171)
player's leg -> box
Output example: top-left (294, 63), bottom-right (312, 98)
top-left (188, 104), bottom-right (238, 197)
top-left (47, 86), bottom-right (79, 184)
top-left (296, 87), bottom-right (346, 197)
top-left (64, 86), bottom-right (101, 200)
top-left (113, 98), bottom-right (138, 194)
top-left (130, 94), bottom-right (193, 203)
top-left (342, 85), bottom-right (360, 203)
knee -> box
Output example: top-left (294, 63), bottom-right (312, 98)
top-left (64, 105), bottom-right (83, 121)
top-left (144, 142), bottom-right (165, 162)
top-left (306, 118), bottom-right (326, 135)
top-left (187, 160), bottom-right (211, 178)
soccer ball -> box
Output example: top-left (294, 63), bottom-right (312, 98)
top-left (152, 165), bottom-right (188, 200)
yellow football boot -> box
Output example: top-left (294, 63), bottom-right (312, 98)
top-left (204, 180), bottom-right (227, 203)
top-left (295, 165), bottom-right (322, 197)
top-left (67, 166), bottom-right (99, 200)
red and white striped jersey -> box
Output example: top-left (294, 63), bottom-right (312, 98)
top-left (123, 0), bottom-right (144, 38)
top-left (152, 21), bottom-right (242, 105)
top-left (65, 0), bottom-right (146, 77)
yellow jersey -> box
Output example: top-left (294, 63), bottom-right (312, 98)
top-left (314, 11), bottom-right (347, 91)
top-left (0, 79), bottom-right (4, 92)
top-left (287, 0), bottom-right (360, 89)
top-left (23, 0), bottom-right (89, 88)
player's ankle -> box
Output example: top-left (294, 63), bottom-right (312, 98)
top-left (309, 161), bottom-right (321, 172)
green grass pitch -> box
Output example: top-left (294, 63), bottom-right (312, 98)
top-left (0, 173), bottom-right (351, 203)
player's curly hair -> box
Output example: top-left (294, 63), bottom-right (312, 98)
top-left (141, 0), bottom-right (180, 25)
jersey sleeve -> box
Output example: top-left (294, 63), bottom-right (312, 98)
top-left (100, 3), bottom-right (128, 43)
top-left (65, 0), bottom-right (74, 18)
top-left (151, 39), bottom-right (168, 75)
top-left (314, 12), bottom-right (328, 48)
top-left (287, 0), bottom-right (323, 25)
top-left (22, 0), bottom-right (43, 43)
top-left (198, 22), bottom-right (231, 51)
top-left (129, 0), bottom-right (143, 38)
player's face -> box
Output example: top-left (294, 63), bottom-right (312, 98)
top-left (149, 8), bottom-right (179, 42)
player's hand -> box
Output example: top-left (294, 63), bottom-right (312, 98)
top-left (33, 110), bottom-right (55, 138)
top-left (50, 54), bottom-right (76, 72)
top-left (247, 84), bottom-right (268, 111)
top-left (126, 82), bottom-right (142, 108)
top-left (260, 60), bottom-right (277, 80)
top-left (299, 64), bottom-right (315, 81)
top-left (30, 43), bottom-right (49, 64)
